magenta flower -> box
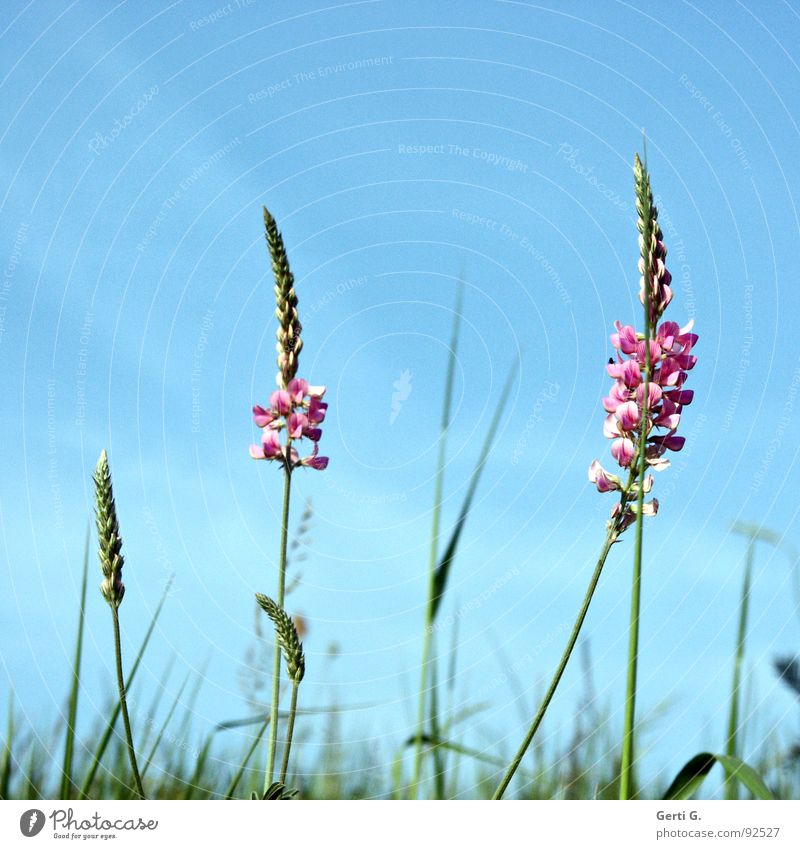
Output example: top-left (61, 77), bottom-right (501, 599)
top-left (589, 192), bottom-right (697, 530)
top-left (251, 377), bottom-right (330, 471)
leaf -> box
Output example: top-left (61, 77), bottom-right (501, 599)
top-left (252, 781), bottom-right (298, 800)
top-left (60, 523), bottom-right (90, 799)
top-left (431, 364), bottom-right (517, 620)
top-left (664, 752), bottom-right (773, 800)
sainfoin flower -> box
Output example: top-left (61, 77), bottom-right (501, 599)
top-left (588, 154), bottom-right (697, 532)
top-left (250, 377), bottom-right (329, 470)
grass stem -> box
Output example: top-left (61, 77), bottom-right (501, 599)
top-left (492, 524), bottom-right (618, 799)
top-left (111, 607), bottom-right (145, 799)
top-left (265, 465), bottom-right (292, 791)
top-left (725, 537), bottom-right (755, 800)
top-left (279, 681), bottom-right (300, 785)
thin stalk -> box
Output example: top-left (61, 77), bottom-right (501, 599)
top-left (60, 524), bottom-right (90, 799)
top-left (279, 680), bottom-right (300, 784)
top-left (265, 465), bottom-right (292, 790)
top-left (725, 537), bottom-right (755, 800)
top-left (1, 692), bottom-right (14, 799)
top-left (493, 522), bottom-right (619, 799)
top-left (80, 576), bottom-right (171, 798)
top-left (620, 156), bottom-right (654, 801)
top-left (141, 670), bottom-right (191, 779)
top-left (410, 282), bottom-right (462, 798)
top-left (226, 715), bottom-right (270, 798)
top-left (111, 607), bottom-right (144, 799)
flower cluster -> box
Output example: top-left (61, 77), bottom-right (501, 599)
top-left (590, 319), bottom-right (698, 498)
top-left (250, 378), bottom-right (329, 470)
top-left (588, 154), bottom-right (697, 532)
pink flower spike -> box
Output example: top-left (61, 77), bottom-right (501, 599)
top-left (603, 413), bottom-right (620, 439)
top-left (636, 339), bottom-right (662, 366)
top-left (636, 382), bottom-right (662, 408)
top-left (611, 437), bottom-right (635, 467)
top-left (253, 405), bottom-right (276, 428)
top-left (657, 434), bottom-right (685, 452)
top-left (631, 498), bottom-right (659, 517)
top-left (287, 378), bottom-right (309, 403)
top-left (299, 443), bottom-right (329, 470)
top-left (249, 444), bottom-right (265, 460)
top-left (611, 322), bottom-right (638, 354)
top-left (666, 389), bottom-right (694, 406)
top-left (269, 389), bottom-right (292, 416)
top-left (304, 427), bottom-right (322, 442)
top-left (620, 359), bottom-right (642, 388)
top-left (287, 412), bottom-right (308, 439)
top-left (261, 428), bottom-right (283, 458)
top-left (308, 397), bottom-right (328, 424)
top-left (615, 401), bottom-right (640, 432)
top-left (588, 459), bottom-right (621, 493)
top-left (307, 384), bottom-right (326, 398)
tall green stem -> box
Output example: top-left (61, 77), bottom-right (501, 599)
top-left (493, 523), bottom-right (619, 799)
top-left (111, 607), bottom-right (145, 799)
top-left (265, 465), bottom-right (292, 791)
top-left (620, 153), bottom-right (655, 800)
top-left (60, 525), bottom-right (89, 799)
top-left (279, 681), bottom-right (300, 785)
top-left (410, 433), bottom-right (447, 798)
top-left (725, 538), bottom-right (755, 800)
top-left (619, 337), bottom-right (651, 799)
top-left (410, 284), bottom-right (462, 799)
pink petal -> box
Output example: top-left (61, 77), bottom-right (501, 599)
top-left (253, 405), bottom-right (276, 428)
top-left (269, 389), bottom-right (292, 416)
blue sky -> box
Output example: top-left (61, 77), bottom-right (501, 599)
top-left (2, 0), bottom-right (800, 796)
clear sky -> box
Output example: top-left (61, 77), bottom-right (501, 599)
top-left (2, 0), bottom-right (800, 796)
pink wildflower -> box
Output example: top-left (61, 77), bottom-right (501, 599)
top-left (251, 376), bottom-right (330, 471)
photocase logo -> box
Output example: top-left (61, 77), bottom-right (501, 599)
top-left (390, 369), bottom-right (412, 424)
top-left (19, 809), bottom-right (45, 837)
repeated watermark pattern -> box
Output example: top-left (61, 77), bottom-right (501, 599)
top-left (555, 143), bottom-right (629, 212)
top-left (88, 85), bottom-right (159, 156)
top-left (191, 309), bottom-right (214, 434)
top-left (679, 73), bottom-right (751, 171)
top-left (247, 57), bottom-right (393, 102)
top-left (399, 143), bottom-right (528, 172)
top-left (0, 221), bottom-right (29, 346)
top-left (389, 369), bottom-right (412, 425)
top-left (137, 138), bottom-right (242, 253)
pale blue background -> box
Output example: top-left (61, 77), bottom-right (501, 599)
top-left (1, 0), bottom-right (799, 796)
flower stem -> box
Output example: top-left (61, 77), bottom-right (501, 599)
top-left (410, 286), bottom-right (461, 799)
top-left (111, 607), bottom-right (145, 799)
top-left (279, 680), bottom-right (300, 785)
top-left (409, 435), bottom-right (446, 798)
top-left (724, 537), bottom-right (755, 800)
top-left (265, 465), bottom-right (292, 791)
top-left (492, 522), bottom-right (620, 799)
top-left (620, 155), bottom-right (654, 801)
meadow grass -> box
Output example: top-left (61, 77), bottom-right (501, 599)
top-left (3, 173), bottom-right (798, 802)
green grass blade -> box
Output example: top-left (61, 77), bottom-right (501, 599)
top-left (141, 669), bottom-right (191, 780)
top-left (410, 278), bottom-right (464, 798)
top-left (725, 538), bottom-right (755, 799)
top-left (405, 734), bottom-right (536, 781)
top-left (60, 523), bottom-right (90, 799)
top-left (185, 733), bottom-right (213, 799)
top-left (0, 691), bottom-right (14, 799)
top-left (79, 575), bottom-right (173, 798)
top-left (664, 752), bottom-right (773, 800)
top-left (224, 715), bottom-right (270, 799)
top-left (431, 363), bottom-right (517, 620)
